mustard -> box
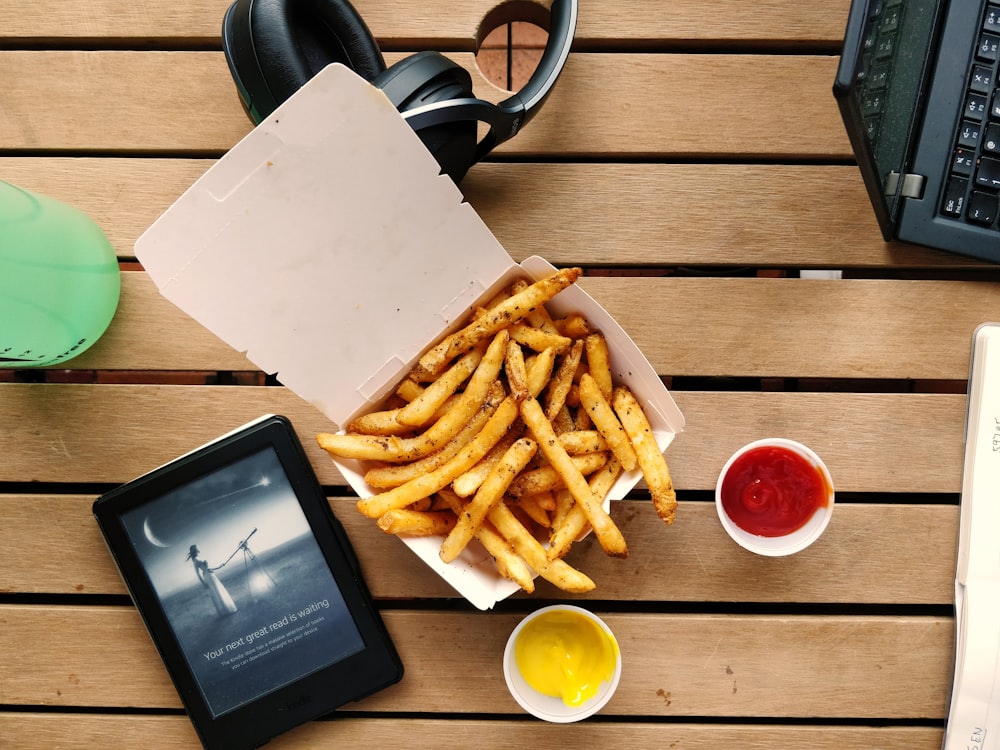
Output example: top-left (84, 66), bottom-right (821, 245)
top-left (514, 609), bottom-right (619, 707)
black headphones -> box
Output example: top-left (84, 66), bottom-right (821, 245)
top-left (222, 0), bottom-right (577, 183)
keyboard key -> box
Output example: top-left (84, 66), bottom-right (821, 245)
top-left (986, 5), bottom-right (1000, 33)
top-left (881, 5), bottom-right (901, 33)
top-left (976, 156), bottom-right (1000, 189)
top-left (867, 62), bottom-right (891, 90)
top-left (966, 92), bottom-right (988, 120)
top-left (953, 148), bottom-right (976, 176)
top-left (942, 177), bottom-right (968, 217)
top-left (960, 120), bottom-right (983, 148)
top-left (992, 89), bottom-right (1000, 119)
top-left (875, 32), bottom-right (896, 60)
top-left (968, 191), bottom-right (998, 225)
top-left (986, 123), bottom-right (1000, 154)
top-left (978, 32), bottom-right (1000, 62)
top-left (971, 64), bottom-right (994, 93)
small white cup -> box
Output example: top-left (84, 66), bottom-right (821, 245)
top-left (503, 604), bottom-right (622, 722)
top-left (715, 438), bottom-right (834, 556)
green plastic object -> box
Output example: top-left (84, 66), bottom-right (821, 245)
top-left (0, 181), bottom-right (121, 367)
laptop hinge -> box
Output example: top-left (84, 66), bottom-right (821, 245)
top-left (886, 171), bottom-right (926, 199)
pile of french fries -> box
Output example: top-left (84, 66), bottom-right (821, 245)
top-left (317, 267), bottom-right (675, 594)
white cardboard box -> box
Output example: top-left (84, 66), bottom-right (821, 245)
top-left (135, 64), bottom-right (684, 610)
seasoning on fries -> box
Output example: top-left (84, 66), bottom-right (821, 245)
top-left (316, 267), bottom-right (677, 594)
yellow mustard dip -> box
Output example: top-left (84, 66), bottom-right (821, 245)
top-left (514, 609), bottom-right (619, 707)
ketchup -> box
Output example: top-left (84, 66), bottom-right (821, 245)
top-left (719, 445), bottom-right (830, 537)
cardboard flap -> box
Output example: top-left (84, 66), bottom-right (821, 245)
top-left (135, 64), bottom-right (512, 429)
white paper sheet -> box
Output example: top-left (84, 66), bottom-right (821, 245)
top-left (943, 323), bottom-right (1000, 750)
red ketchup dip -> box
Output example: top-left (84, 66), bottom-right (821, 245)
top-left (719, 445), bottom-right (831, 537)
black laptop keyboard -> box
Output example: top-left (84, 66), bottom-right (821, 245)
top-left (941, 3), bottom-right (1000, 230)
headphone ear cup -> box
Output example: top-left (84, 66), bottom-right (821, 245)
top-left (243, 0), bottom-right (386, 118)
top-left (373, 51), bottom-right (479, 183)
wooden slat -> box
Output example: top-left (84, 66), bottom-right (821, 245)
top-left (0, 495), bottom-right (958, 605)
top-left (6, 158), bottom-right (970, 269)
top-left (0, 51), bottom-right (247, 152)
top-left (464, 163), bottom-right (964, 269)
top-left (0, 385), bottom-right (966, 492)
top-left (0, 158), bottom-right (210, 262)
top-left (0, 605), bottom-right (954, 718)
top-left (591, 277), bottom-right (992, 382)
top-left (0, 51), bottom-right (848, 158)
top-left (9, 273), bottom-right (994, 379)
top-left (63, 272), bottom-right (253, 372)
top-left (0, 713), bottom-right (945, 750)
top-left (1, 0), bottom-right (851, 47)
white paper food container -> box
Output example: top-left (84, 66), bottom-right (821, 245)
top-left (135, 64), bottom-right (684, 610)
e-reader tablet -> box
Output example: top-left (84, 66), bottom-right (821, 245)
top-left (93, 414), bottom-right (403, 750)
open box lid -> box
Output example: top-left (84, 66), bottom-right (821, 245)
top-left (135, 64), bottom-right (513, 429)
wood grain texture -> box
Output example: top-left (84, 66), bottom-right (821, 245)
top-left (0, 385), bottom-right (966, 492)
top-left (0, 714), bottom-right (945, 750)
top-left (0, 51), bottom-right (848, 158)
top-left (13, 273), bottom-right (996, 379)
top-left (0, 495), bottom-right (958, 605)
top-left (6, 158), bottom-right (973, 269)
top-left (0, 605), bottom-right (953, 718)
top-left (1, 0), bottom-right (851, 47)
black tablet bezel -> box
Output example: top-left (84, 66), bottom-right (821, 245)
top-left (93, 414), bottom-right (403, 750)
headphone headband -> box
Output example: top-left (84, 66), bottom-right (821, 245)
top-left (500, 0), bottom-right (577, 126)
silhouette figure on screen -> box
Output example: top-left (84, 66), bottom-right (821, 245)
top-left (187, 544), bottom-right (238, 616)
top-left (214, 528), bottom-right (277, 602)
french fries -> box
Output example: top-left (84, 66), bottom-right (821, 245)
top-left (613, 385), bottom-right (678, 525)
top-left (316, 268), bottom-right (677, 596)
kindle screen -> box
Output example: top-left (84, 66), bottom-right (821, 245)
top-left (120, 444), bottom-right (365, 718)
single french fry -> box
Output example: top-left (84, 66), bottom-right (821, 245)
top-left (412, 267), bottom-right (582, 381)
top-left (551, 488), bottom-right (575, 535)
top-left (515, 493), bottom-right (552, 528)
top-left (558, 430), bottom-right (608, 455)
top-left (487, 500), bottom-right (595, 593)
top-left (544, 339), bottom-right (584, 420)
top-left (613, 385), bottom-right (677, 525)
top-left (578, 373), bottom-right (638, 472)
top-left (364, 383), bottom-right (505, 488)
top-left (394, 344), bottom-right (485, 427)
top-left (345, 405), bottom-right (420, 436)
top-left (522, 300), bottom-right (560, 335)
top-left (318, 329), bottom-right (508, 463)
top-left (552, 312), bottom-right (591, 339)
top-left (548, 504), bottom-right (588, 560)
top-left (520, 396), bottom-right (628, 558)
top-left (440, 438), bottom-right (537, 563)
top-left (377, 509), bottom-right (456, 536)
top-left (525, 346), bottom-right (558, 396)
top-left (551, 404), bottom-right (576, 435)
top-left (509, 321), bottom-right (572, 355)
top-left (528, 490), bottom-right (556, 512)
top-left (505, 340), bottom-right (529, 402)
top-left (395, 377), bottom-right (424, 403)
top-left (507, 452), bottom-right (609, 497)
top-left (584, 332), bottom-right (614, 401)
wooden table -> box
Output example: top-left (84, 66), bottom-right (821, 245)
top-left (1, 2), bottom-right (990, 747)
